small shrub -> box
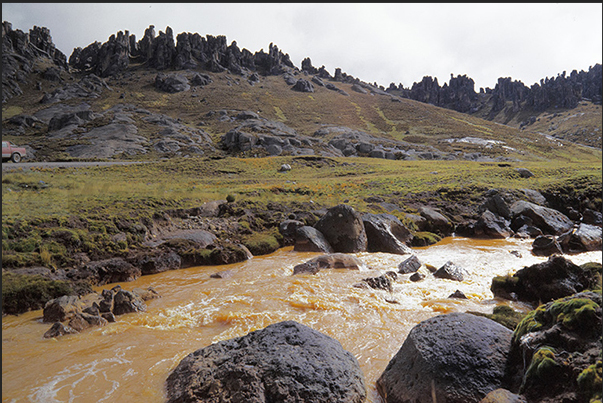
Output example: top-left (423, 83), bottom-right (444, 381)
top-left (226, 194), bottom-right (236, 203)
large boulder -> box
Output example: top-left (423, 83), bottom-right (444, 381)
top-left (155, 73), bottom-right (190, 93)
top-left (43, 295), bottom-right (83, 323)
top-left (314, 204), bottom-right (367, 253)
top-left (362, 213), bottom-right (413, 255)
top-left (567, 223), bottom-right (602, 252)
top-left (293, 253), bottom-right (367, 275)
top-left (294, 226), bottom-right (334, 253)
top-left (377, 312), bottom-right (513, 403)
top-left (165, 320), bottom-right (366, 403)
top-left (418, 206), bottom-right (454, 236)
top-left (510, 201), bottom-right (574, 235)
top-left (112, 289), bottom-right (147, 315)
top-left (474, 210), bottom-right (513, 238)
top-left (491, 256), bottom-right (601, 306)
top-left (291, 78), bottom-right (315, 92)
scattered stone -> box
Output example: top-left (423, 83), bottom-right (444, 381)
top-left (293, 253), bottom-right (367, 275)
top-left (292, 78), bottom-right (314, 92)
top-left (43, 322), bottom-right (78, 338)
top-left (398, 255), bottom-right (422, 274)
top-left (515, 168), bottom-right (535, 178)
top-left (433, 261), bottom-right (467, 281)
top-left (155, 73), bottom-right (190, 93)
top-left (210, 270), bottom-right (234, 279)
top-left (532, 235), bottom-right (563, 256)
top-left (448, 290), bottom-right (468, 299)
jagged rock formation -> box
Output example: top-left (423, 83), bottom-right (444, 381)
top-left (69, 25), bottom-right (296, 79)
top-left (2, 21), bottom-right (68, 102)
top-left (386, 65), bottom-right (602, 118)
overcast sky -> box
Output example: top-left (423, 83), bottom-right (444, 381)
top-left (3, 3), bottom-right (602, 90)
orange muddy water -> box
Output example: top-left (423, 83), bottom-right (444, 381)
top-left (3, 237), bottom-right (601, 403)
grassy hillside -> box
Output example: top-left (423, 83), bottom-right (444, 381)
top-left (2, 63), bottom-right (601, 163)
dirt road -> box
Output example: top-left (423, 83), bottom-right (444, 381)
top-left (2, 161), bottom-right (150, 171)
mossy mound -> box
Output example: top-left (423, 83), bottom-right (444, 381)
top-left (2, 272), bottom-right (73, 315)
top-left (504, 291), bottom-right (602, 403)
top-left (468, 305), bottom-right (527, 331)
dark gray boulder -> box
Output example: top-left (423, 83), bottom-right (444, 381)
top-left (434, 261), bottom-right (468, 281)
top-left (294, 226), bottom-right (334, 253)
top-left (532, 235), bottom-right (563, 256)
top-left (165, 320), bottom-right (366, 403)
top-left (112, 289), bottom-right (147, 315)
top-left (43, 295), bottom-right (82, 323)
top-left (293, 253), bottom-right (367, 275)
top-left (491, 255), bottom-right (601, 306)
top-left (362, 213), bottom-right (413, 255)
top-left (43, 322), bottom-right (79, 338)
top-left (571, 223), bottom-right (602, 251)
top-left (418, 206), bottom-right (454, 236)
top-left (398, 255), bottom-right (422, 274)
top-left (510, 200), bottom-right (573, 235)
top-left (377, 312), bottom-right (512, 403)
top-left (582, 208), bottom-right (603, 226)
top-left (292, 78), bottom-right (314, 92)
top-left (278, 219), bottom-right (305, 244)
top-left (314, 204), bottom-right (367, 253)
top-left (155, 73), bottom-right (190, 93)
top-left (190, 72), bottom-right (212, 86)
top-left (474, 210), bottom-right (513, 238)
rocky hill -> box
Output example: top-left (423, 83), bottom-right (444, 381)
top-left (2, 22), bottom-right (602, 161)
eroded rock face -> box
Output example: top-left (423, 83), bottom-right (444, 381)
top-left (165, 320), bottom-right (366, 403)
top-left (377, 312), bottom-right (513, 403)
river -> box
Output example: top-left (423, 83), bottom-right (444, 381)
top-left (2, 237), bottom-right (601, 403)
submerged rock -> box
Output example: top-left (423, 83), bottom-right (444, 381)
top-left (165, 320), bottom-right (366, 403)
top-left (292, 253), bottom-right (367, 275)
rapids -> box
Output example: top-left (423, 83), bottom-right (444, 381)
top-left (2, 237), bottom-right (601, 403)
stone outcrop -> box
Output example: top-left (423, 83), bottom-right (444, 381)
top-left (377, 312), bottom-right (513, 403)
top-left (385, 65), bottom-right (602, 117)
top-left (2, 21), bottom-right (67, 103)
top-left (165, 320), bottom-right (366, 403)
top-left (69, 25), bottom-right (296, 79)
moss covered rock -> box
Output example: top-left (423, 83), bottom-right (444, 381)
top-left (503, 291), bottom-right (602, 402)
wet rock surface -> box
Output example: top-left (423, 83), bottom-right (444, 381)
top-left (377, 312), bottom-right (513, 403)
top-left (165, 320), bottom-right (366, 403)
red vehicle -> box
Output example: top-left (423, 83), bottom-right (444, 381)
top-left (2, 141), bottom-right (27, 163)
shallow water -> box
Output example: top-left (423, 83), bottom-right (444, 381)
top-left (2, 237), bottom-right (601, 403)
